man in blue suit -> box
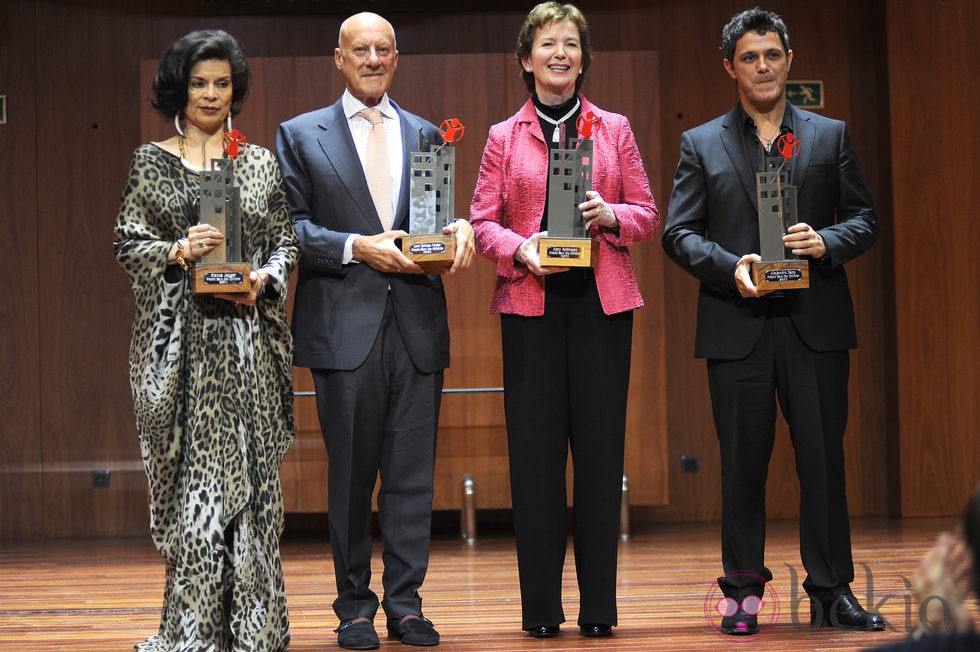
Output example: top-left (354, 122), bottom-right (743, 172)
top-left (276, 12), bottom-right (474, 650)
top-left (663, 7), bottom-right (883, 637)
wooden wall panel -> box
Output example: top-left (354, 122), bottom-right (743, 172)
top-left (576, 52), bottom-right (668, 505)
top-left (33, 0), bottom-right (154, 538)
top-left (393, 53), bottom-right (516, 513)
top-left (214, 52), bottom-right (669, 514)
top-left (842, 0), bottom-right (893, 518)
top-left (640, 0), bottom-right (894, 523)
top-left (649, 0), bottom-right (735, 523)
top-left (7, 0), bottom-right (974, 538)
top-left (887, 0), bottom-right (979, 516)
top-left (398, 51), bottom-right (669, 508)
top-left (0, 0), bottom-right (44, 540)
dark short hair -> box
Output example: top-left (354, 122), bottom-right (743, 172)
top-left (515, 2), bottom-right (592, 94)
top-left (151, 29), bottom-right (251, 120)
top-left (722, 7), bottom-right (790, 63)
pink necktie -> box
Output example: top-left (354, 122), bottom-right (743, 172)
top-left (357, 108), bottom-right (393, 231)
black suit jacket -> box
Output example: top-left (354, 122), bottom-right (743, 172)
top-left (662, 103), bottom-right (878, 360)
top-left (276, 98), bottom-right (449, 371)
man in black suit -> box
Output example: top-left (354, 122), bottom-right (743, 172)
top-left (662, 7), bottom-right (883, 636)
top-left (276, 11), bottom-right (474, 650)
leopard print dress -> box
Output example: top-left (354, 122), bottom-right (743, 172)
top-left (114, 143), bottom-right (298, 652)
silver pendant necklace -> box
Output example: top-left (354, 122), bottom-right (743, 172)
top-left (535, 98), bottom-right (581, 143)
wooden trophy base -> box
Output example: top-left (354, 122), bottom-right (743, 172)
top-left (193, 262), bottom-right (252, 294)
top-left (751, 260), bottom-right (809, 290)
top-left (402, 234), bottom-right (456, 273)
top-left (538, 237), bottom-right (597, 268)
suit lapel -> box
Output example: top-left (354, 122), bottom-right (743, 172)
top-left (719, 107), bottom-right (759, 211)
top-left (316, 100), bottom-right (381, 230)
top-left (520, 99), bottom-right (547, 145)
top-left (788, 104), bottom-right (815, 190)
top-left (517, 97), bottom-right (549, 186)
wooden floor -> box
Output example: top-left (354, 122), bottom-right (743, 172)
top-left (1, 516), bottom-right (976, 651)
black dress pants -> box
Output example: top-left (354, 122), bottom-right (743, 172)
top-left (501, 270), bottom-right (633, 629)
top-left (707, 302), bottom-right (854, 603)
top-left (312, 298), bottom-right (443, 622)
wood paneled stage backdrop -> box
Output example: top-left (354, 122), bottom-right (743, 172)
top-left (0, 0), bottom-right (976, 540)
top-left (139, 51), bottom-right (668, 515)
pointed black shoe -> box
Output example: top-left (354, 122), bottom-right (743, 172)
top-left (811, 593), bottom-right (886, 631)
top-left (387, 615), bottom-right (440, 646)
top-left (528, 625), bottom-right (559, 638)
top-left (579, 624), bottom-right (612, 637)
top-left (719, 606), bottom-right (759, 636)
top-left (335, 618), bottom-right (380, 650)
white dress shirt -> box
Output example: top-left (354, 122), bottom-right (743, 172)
top-left (342, 90), bottom-right (404, 264)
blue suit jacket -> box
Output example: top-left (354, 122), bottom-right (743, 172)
top-left (276, 98), bottom-right (449, 371)
top-left (662, 103), bottom-right (879, 359)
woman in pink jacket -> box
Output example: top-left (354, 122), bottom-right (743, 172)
top-left (470, 1), bottom-right (659, 640)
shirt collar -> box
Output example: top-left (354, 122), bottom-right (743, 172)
top-left (737, 101), bottom-right (794, 134)
top-left (342, 89), bottom-right (396, 121)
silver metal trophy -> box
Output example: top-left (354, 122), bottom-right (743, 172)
top-left (751, 133), bottom-right (809, 290)
top-left (401, 119), bottom-right (465, 272)
top-left (193, 157), bottom-right (251, 294)
top-left (538, 113), bottom-right (601, 267)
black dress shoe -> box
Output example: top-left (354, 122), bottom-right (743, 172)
top-left (528, 625), bottom-right (559, 638)
top-left (335, 618), bottom-right (380, 650)
top-left (811, 593), bottom-right (886, 631)
top-left (387, 615), bottom-right (440, 646)
top-left (579, 623), bottom-right (612, 637)
top-left (719, 606), bottom-right (759, 636)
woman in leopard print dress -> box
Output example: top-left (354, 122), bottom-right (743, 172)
top-left (113, 30), bottom-right (298, 652)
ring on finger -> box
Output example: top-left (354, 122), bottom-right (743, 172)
top-left (199, 239), bottom-right (207, 248)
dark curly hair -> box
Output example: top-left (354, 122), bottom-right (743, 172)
top-left (515, 2), bottom-right (592, 95)
top-left (151, 29), bottom-right (250, 120)
top-left (722, 7), bottom-right (790, 63)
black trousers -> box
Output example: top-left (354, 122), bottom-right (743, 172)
top-left (500, 270), bottom-right (633, 629)
top-left (312, 298), bottom-right (443, 622)
top-left (707, 302), bottom-right (854, 602)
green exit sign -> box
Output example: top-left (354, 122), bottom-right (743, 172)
top-left (787, 81), bottom-right (823, 109)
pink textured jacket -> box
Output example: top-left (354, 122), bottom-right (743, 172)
top-left (470, 96), bottom-right (659, 316)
